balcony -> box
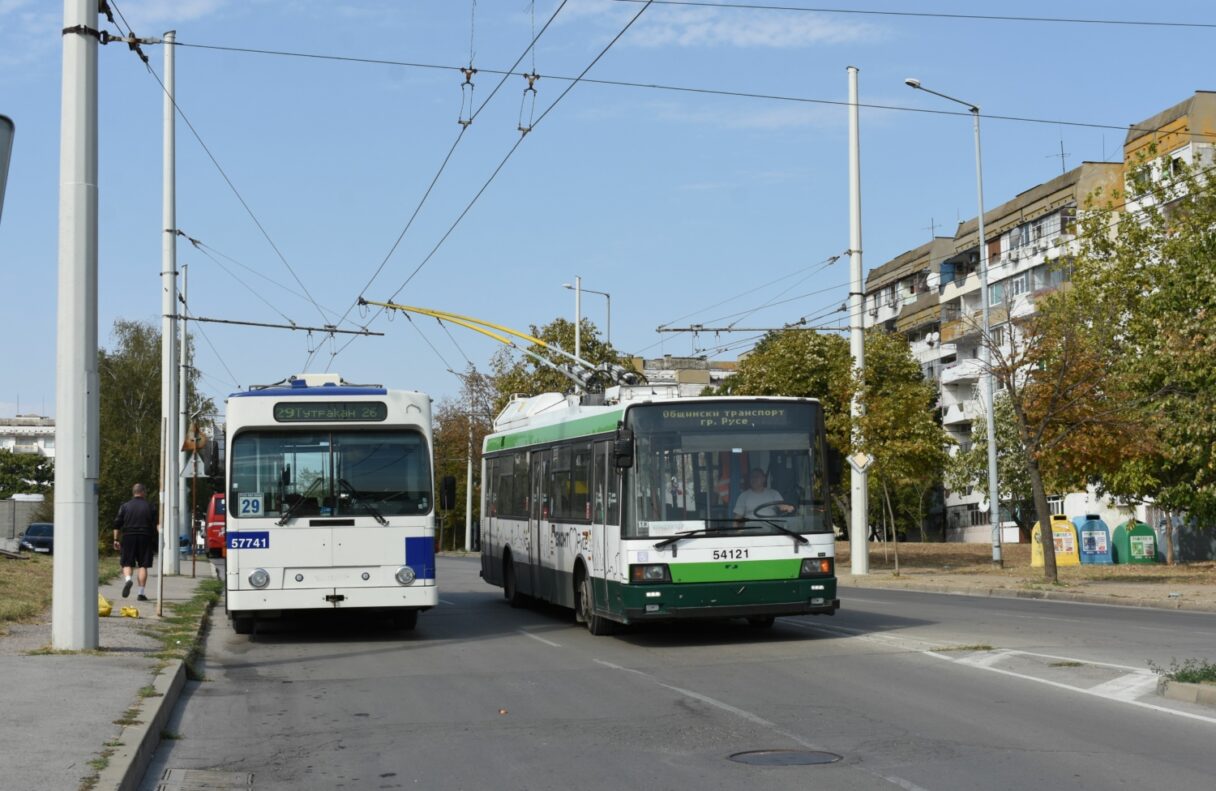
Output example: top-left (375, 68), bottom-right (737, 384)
top-left (941, 358), bottom-right (984, 385)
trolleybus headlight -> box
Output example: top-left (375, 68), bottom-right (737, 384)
top-left (248, 568), bottom-right (271, 588)
top-left (629, 564), bottom-right (672, 583)
top-left (799, 558), bottom-right (833, 578)
top-left (395, 566), bottom-right (417, 585)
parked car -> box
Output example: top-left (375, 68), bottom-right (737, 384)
top-left (205, 493), bottom-right (226, 559)
top-left (18, 522), bottom-right (53, 554)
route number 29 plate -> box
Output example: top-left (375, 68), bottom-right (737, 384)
top-left (237, 494), bottom-right (264, 517)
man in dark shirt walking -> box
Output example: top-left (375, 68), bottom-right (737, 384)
top-left (113, 483), bottom-right (158, 600)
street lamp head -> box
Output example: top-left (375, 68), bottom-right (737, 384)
top-left (562, 283), bottom-right (574, 290)
top-left (904, 78), bottom-right (922, 89)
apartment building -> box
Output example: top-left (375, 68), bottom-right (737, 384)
top-left (0, 414), bottom-right (55, 458)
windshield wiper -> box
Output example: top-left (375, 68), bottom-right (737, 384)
top-left (338, 477), bottom-right (388, 525)
top-left (753, 518), bottom-right (811, 551)
top-left (652, 522), bottom-right (758, 555)
top-left (277, 478), bottom-right (324, 526)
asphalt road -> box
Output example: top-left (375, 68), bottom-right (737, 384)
top-left (142, 556), bottom-right (1216, 791)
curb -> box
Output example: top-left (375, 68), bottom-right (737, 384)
top-left (1158, 679), bottom-right (1216, 707)
top-left (95, 659), bottom-right (187, 791)
top-left (840, 580), bottom-right (1216, 613)
top-left (94, 577), bottom-right (220, 791)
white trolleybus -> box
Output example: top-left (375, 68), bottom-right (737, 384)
top-left (224, 374), bottom-right (437, 634)
top-left (480, 389), bottom-right (840, 634)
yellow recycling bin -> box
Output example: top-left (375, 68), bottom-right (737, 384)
top-left (1031, 514), bottom-right (1080, 567)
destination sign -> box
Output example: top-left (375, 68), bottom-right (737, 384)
top-left (273, 401), bottom-right (388, 423)
top-left (650, 405), bottom-right (800, 429)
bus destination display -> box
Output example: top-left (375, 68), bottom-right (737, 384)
top-left (647, 404), bottom-right (805, 429)
top-left (273, 401), bottom-right (388, 423)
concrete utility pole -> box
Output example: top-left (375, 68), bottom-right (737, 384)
top-left (178, 262), bottom-right (189, 554)
top-left (160, 29), bottom-right (180, 575)
top-left (53, 0), bottom-right (101, 650)
top-left (847, 66), bottom-right (869, 576)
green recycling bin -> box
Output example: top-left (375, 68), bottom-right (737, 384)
top-left (1112, 520), bottom-right (1157, 564)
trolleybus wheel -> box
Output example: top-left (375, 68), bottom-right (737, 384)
top-left (747, 616), bottom-right (775, 629)
top-left (392, 609), bottom-right (418, 631)
top-left (579, 571), bottom-right (616, 636)
top-left (232, 614), bottom-right (254, 635)
top-left (504, 556), bottom-right (524, 608)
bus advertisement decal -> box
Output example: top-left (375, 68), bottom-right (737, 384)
top-left (228, 531), bottom-right (270, 550)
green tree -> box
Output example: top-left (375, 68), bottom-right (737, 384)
top-left (490, 318), bottom-right (623, 412)
top-left (0, 449), bottom-right (53, 499)
top-left (98, 320), bottom-right (215, 543)
top-left (1070, 152), bottom-right (1216, 561)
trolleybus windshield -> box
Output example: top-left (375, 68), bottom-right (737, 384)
top-left (230, 429), bottom-right (432, 519)
top-left (626, 402), bottom-right (830, 538)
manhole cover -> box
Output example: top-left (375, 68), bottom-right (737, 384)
top-left (728, 749), bottom-right (842, 766)
top-left (156, 768), bottom-right (254, 790)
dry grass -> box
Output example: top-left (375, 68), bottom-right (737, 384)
top-left (0, 553), bottom-right (54, 630)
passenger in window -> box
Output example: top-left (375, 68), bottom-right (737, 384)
top-left (733, 469), bottom-right (793, 520)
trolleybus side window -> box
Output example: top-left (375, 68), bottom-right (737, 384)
top-left (592, 441), bottom-right (621, 526)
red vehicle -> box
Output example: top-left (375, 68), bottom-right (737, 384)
top-left (205, 493), bottom-right (226, 558)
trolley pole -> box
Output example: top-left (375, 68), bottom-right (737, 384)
top-left (574, 275), bottom-right (582, 364)
top-left (847, 66), bottom-right (869, 576)
top-left (160, 29), bottom-right (180, 576)
top-left (52, 0), bottom-right (101, 650)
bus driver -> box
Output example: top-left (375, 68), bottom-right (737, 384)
top-left (733, 468), bottom-right (794, 520)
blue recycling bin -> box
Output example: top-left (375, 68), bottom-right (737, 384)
top-left (1073, 515), bottom-right (1113, 564)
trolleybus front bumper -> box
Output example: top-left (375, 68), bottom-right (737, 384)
top-left (612, 578), bottom-right (838, 623)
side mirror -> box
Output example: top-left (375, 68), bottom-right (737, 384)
top-left (440, 475), bottom-right (457, 510)
top-left (613, 427), bottom-right (634, 469)
top-left (827, 447), bottom-right (843, 487)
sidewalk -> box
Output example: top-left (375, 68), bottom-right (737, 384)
top-left (0, 560), bottom-right (216, 791)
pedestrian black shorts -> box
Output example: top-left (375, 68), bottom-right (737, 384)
top-left (120, 534), bottom-right (155, 569)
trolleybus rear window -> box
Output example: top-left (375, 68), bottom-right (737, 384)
top-left (230, 429), bottom-right (432, 518)
top-left (626, 402), bottom-right (830, 537)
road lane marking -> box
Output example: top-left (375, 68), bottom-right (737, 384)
top-left (955, 649), bottom-right (1012, 668)
top-left (439, 598), bottom-right (456, 605)
top-left (1010, 650), bottom-right (1142, 673)
top-left (923, 650), bottom-right (1216, 725)
top-left (1088, 673), bottom-right (1160, 701)
top-left (517, 628), bottom-right (562, 648)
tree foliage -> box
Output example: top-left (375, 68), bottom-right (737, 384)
top-left (0, 449), bottom-right (53, 500)
top-left (490, 318), bottom-right (622, 413)
top-left (97, 320), bottom-right (215, 539)
top-left (1071, 152), bottom-right (1216, 542)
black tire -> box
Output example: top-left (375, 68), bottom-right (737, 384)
top-left (232, 614), bottom-right (254, 635)
top-left (392, 609), bottom-right (418, 631)
top-left (578, 571), bottom-right (616, 636)
top-left (503, 556), bottom-right (524, 608)
top-left (747, 616), bottom-right (776, 629)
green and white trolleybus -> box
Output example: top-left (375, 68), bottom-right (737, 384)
top-left (224, 374), bottom-right (437, 634)
top-left (480, 388), bottom-right (839, 634)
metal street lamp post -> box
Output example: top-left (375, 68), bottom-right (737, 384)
top-left (563, 281), bottom-right (611, 348)
top-left (905, 78), bottom-right (1002, 566)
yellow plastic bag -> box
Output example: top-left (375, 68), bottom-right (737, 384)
top-left (118, 606), bottom-right (139, 618)
top-left (98, 593), bottom-right (112, 617)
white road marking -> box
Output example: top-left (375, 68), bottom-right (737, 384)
top-left (923, 650), bottom-right (1216, 725)
top-left (1011, 650), bottom-right (1142, 673)
top-left (955, 649), bottom-right (1012, 668)
top-left (879, 775), bottom-right (935, 791)
top-left (1087, 673), bottom-right (1160, 701)
top-left (517, 628), bottom-right (562, 648)
top-left (439, 598), bottom-right (456, 605)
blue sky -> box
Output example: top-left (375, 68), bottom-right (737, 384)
top-left (1, 0), bottom-right (1211, 416)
